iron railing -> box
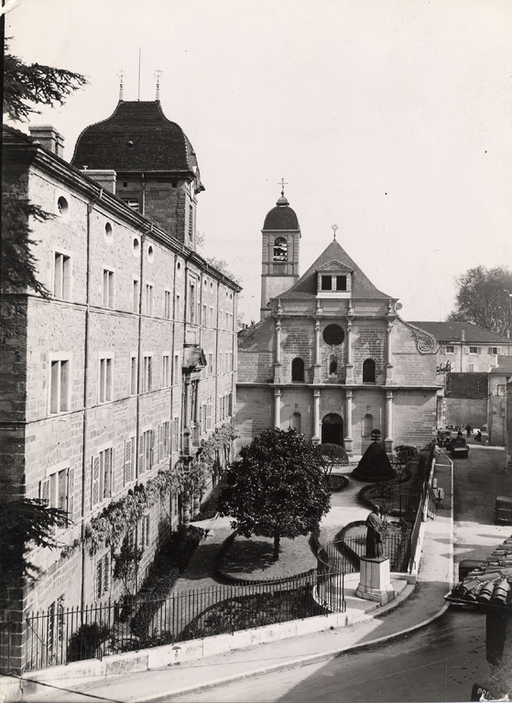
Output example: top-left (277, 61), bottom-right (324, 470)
top-left (22, 569), bottom-right (330, 671)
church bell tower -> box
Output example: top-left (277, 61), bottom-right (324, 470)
top-left (260, 187), bottom-right (301, 319)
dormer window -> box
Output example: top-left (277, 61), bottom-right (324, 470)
top-left (316, 262), bottom-right (352, 296)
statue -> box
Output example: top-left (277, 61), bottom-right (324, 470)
top-left (365, 505), bottom-right (384, 558)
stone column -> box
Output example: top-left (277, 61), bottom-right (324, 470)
top-left (385, 390), bottom-right (393, 452)
top-left (274, 388), bottom-right (281, 429)
top-left (274, 319), bottom-right (282, 383)
top-left (312, 389), bottom-right (321, 443)
top-left (344, 389), bottom-right (353, 455)
top-left (345, 318), bottom-right (354, 382)
top-left (385, 321), bottom-right (394, 383)
top-left (313, 319), bottom-right (321, 383)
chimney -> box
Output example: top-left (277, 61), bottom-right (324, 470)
top-left (461, 329), bottom-right (466, 342)
top-left (81, 169), bottom-right (117, 194)
top-left (29, 126), bottom-right (64, 158)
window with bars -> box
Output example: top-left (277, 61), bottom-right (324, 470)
top-left (102, 269), bottom-right (115, 308)
top-left (53, 252), bottom-right (71, 299)
top-left (99, 357), bottom-right (113, 403)
top-left (50, 359), bottom-right (69, 414)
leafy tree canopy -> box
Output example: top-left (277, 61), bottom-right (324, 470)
top-left (0, 499), bottom-right (68, 583)
top-left (217, 428), bottom-right (331, 561)
top-left (447, 266), bottom-right (512, 337)
top-left (3, 46), bottom-right (87, 122)
top-left (314, 443), bottom-right (349, 477)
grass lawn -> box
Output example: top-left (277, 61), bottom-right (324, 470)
top-left (220, 533), bottom-right (317, 580)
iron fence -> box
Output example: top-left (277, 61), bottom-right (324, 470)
top-left (23, 569), bottom-right (329, 671)
top-left (335, 531), bottom-right (411, 573)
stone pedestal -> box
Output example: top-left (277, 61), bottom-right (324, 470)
top-left (356, 556), bottom-right (394, 604)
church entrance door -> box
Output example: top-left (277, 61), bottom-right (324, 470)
top-left (321, 413), bottom-right (344, 445)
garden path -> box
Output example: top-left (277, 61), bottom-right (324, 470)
top-left (173, 515), bottom-right (235, 592)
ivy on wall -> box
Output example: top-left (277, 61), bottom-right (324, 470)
top-left (61, 421), bottom-right (237, 559)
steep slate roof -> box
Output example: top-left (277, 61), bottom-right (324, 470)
top-left (280, 239), bottom-right (392, 300)
top-left (71, 100), bottom-right (201, 178)
top-left (263, 193), bottom-right (300, 230)
top-left (409, 321), bottom-right (511, 344)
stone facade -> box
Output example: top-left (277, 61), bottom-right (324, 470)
top-left (1, 116), bottom-right (239, 672)
top-left (238, 194), bottom-right (441, 455)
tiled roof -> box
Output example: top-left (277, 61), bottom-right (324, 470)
top-left (71, 101), bottom-right (201, 178)
top-left (2, 125), bottom-right (33, 145)
top-left (489, 356), bottom-right (512, 374)
top-left (280, 240), bottom-right (391, 300)
top-left (447, 536), bottom-right (512, 608)
top-left (409, 321), bottom-right (511, 344)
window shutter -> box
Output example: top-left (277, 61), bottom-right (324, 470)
top-left (150, 429), bottom-right (156, 469)
top-left (124, 440), bottom-right (131, 486)
top-left (108, 449), bottom-right (114, 498)
top-left (40, 477), bottom-right (51, 506)
top-left (96, 559), bottom-right (102, 598)
top-left (67, 469), bottom-right (75, 523)
top-left (91, 456), bottom-right (100, 507)
top-left (103, 553), bottom-right (110, 593)
top-left (158, 424), bottom-right (163, 463)
top-left (206, 403), bottom-right (212, 431)
top-left (138, 434), bottom-right (144, 475)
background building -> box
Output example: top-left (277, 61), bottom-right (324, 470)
top-left (1, 102), bottom-right (239, 671)
top-left (237, 193), bottom-right (441, 456)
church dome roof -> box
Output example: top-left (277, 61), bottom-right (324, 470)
top-left (71, 101), bottom-right (201, 179)
top-left (263, 192), bottom-right (300, 230)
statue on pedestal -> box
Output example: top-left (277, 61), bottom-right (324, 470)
top-left (365, 505), bottom-right (384, 558)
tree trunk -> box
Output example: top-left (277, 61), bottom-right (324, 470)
top-left (273, 533), bottom-right (280, 561)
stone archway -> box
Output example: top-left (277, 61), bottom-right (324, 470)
top-left (321, 413), bottom-right (344, 445)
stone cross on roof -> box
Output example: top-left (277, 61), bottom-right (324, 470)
top-left (278, 177), bottom-right (288, 196)
top-left (332, 224), bottom-right (338, 240)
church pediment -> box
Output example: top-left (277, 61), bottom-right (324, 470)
top-left (315, 259), bottom-right (354, 274)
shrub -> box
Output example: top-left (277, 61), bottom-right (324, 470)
top-left (67, 623), bottom-right (111, 662)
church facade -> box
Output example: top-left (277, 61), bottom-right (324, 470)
top-left (237, 193), bottom-right (441, 455)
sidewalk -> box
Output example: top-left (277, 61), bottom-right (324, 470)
top-left (20, 457), bottom-right (453, 703)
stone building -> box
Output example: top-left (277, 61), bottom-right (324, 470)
top-left (0, 100), bottom-right (239, 671)
top-left (408, 321), bottom-right (512, 429)
top-left (237, 192), bottom-right (441, 456)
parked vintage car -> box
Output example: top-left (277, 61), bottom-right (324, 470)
top-left (494, 495), bottom-right (512, 524)
top-left (449, 436), bottom-right (469, 459)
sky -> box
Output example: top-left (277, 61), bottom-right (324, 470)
top-left (6, 0), bottom-right (512, 324)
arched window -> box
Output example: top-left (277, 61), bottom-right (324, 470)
top-left (363, 358), bottom-right (376, 383)
top-left (363, 413), bottom-right (374, 437)
top-left (291, 358), bottom-right (305, 382)
top-left (291, 412), bottom-right (302, 433)
top-left (273, 237), bottom-right (287, 262)
top-left (329, 355), bottom-right (338, 375)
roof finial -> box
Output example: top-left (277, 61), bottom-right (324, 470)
top-left (118, 69), bottom-right (125, 101)
top-left (332, 224), bottom-right (338, 241)
top-left (278, 177), bottom-right (288, 197)
top-left (155, 70), bottom-right (163, 101)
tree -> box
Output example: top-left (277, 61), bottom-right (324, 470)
top-left (0, 498), bottom-right (68, 583)
top-left (447, 266), bottom-right (512, 336)
top-left (314, 443), bottom-right (349, 478)
top-left (3, 46), bottom-right (87, 122)
top-left (217, 428), bottom-right (331, 561)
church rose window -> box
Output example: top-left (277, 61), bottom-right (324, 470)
top-left (323, 324), bottom-right (344, 346)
